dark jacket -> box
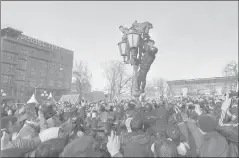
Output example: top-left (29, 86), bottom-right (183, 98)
top-left (121, 132), bottom-right (151, 157)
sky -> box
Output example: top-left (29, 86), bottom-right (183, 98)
top-left (1, 1), bottom-right (238, 91)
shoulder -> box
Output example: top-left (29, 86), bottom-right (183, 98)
top-left (200, 132), bottom-right (229, 157)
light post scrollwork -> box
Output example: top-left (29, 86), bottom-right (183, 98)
top-left (118, 21), bottom-right (158, 100)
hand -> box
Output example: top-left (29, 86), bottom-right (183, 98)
top-left (107, 131), bottom-right (120, 157)
top-left (38, 110), bottom-right (44, 119)
top-left (92, 112), bottom-right (97, 118)
top-left (177, 142), bottom-right (188, 155)
top-left (1, 131), bottom-right (10, 150)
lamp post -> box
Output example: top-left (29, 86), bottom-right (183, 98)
top-left (118, 21), bottom-right (158, 100)
top-left (118, 31), bottom-right (142, 100)
top-left (41, 91), bottom-right (49, 98)
top-left (25, 82), bottom-right (42, 95)
top-left (41, 91), bottom-right (49, 103)
top-left (1, 89), bottom-right (7, 105)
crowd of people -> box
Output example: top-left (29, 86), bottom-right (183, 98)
top-left (1, 91), bottom-right (238, 157)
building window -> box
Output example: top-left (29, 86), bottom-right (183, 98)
top-left (1, 63), bottom-right (14, 73)
top-left (19, 49), bottom-right (29, 60)
top-left (30, 68), bottom-right (36, 76)
top-left (65, 81), bottom-right (70, 88)
top-left (40, 69), bottom-right (46, 77)
top-left (39, 79), bottom-right (44, 86)
top-left (52, 62), bottom-right (57, 69)
top-left (57, 71), bottom-right (63, 78)
top-left (16, 70), bottom-right (26, 81)
top-left (40, 60), bottom-right (47, 69)
top-left (57, 81), bottom-right (63, 87)
top-left (3, 52), bottom-right (16, 61)
top-left (16, 86), bottom-right (24, 97)
top-left (49, 80), bottom-right (55, 86)
top-left (17, 59), bottom-right (27, 70)
top-left (1, 75), bottom-right (13, 84)
top-left (27, 78), bottom-right (35, 86)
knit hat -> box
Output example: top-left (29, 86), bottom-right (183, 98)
top-left (198, 114), bottom-right (218, 133)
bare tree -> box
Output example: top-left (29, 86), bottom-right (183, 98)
top-left (152, 78), bottom-right (167, 98)
top-left (72, 61), bottom-right (92, 98)
top-left (103, 60), bottom-right (132, 101)
top-left (222, 61), bottom-right (238, 91)
top-left (222, 61), bottom-right (238, 77)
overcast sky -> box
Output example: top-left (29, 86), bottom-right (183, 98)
top-left (1, 1), bottom-right (238, 90)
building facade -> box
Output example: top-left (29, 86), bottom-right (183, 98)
top-left (167, 76), bottom-right (238, 96)
top-left (1, 27), bottom-right (74, 103)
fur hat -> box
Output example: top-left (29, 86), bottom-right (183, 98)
top-left (198, 114), bottom-right (218, 133)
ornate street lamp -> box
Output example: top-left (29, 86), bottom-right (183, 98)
top-left (1, 89), bottom-right (6, 97)
top-left (118, 21), bottom-right (158, 100)
top-left (41, 91), bottom-right (49, 104)
top-left (41, 91), bottom-right (48, 97)
top-left (1, 89), bottom-right (7, 105)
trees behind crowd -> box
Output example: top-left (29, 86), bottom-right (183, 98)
top-left (145, 78), bottom-right (169, 98)
top-left (222, 61), bottom-right (238, 92)
top-left (72, 61), bottom-right (92, 98)
top-left (102, 60), bottom-right (133, 101)
top-left (222, 61), bottom-right (238, 77)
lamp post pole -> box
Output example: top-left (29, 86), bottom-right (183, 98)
top-left (26, 82), bottom-right (42, 95)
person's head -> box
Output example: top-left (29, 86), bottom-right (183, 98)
top-left (119, 26), bottom-right (124, 32)
top-left (4, 106), bottom-right (9, 112)
top-left (197, 114), bottom-right (218, 134)
top-left (35, 138), bottom-right (66, 157)
top-left (153, 138), bottom-right (178, 157)
top-left (130, 114), bottom-right (143, 132)
top-left (62, 135), bottom-right (97, 157)
top-left (165, 124), bottom-right (180, 145)
top-left (1, 116), bottom-right (17, 135)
